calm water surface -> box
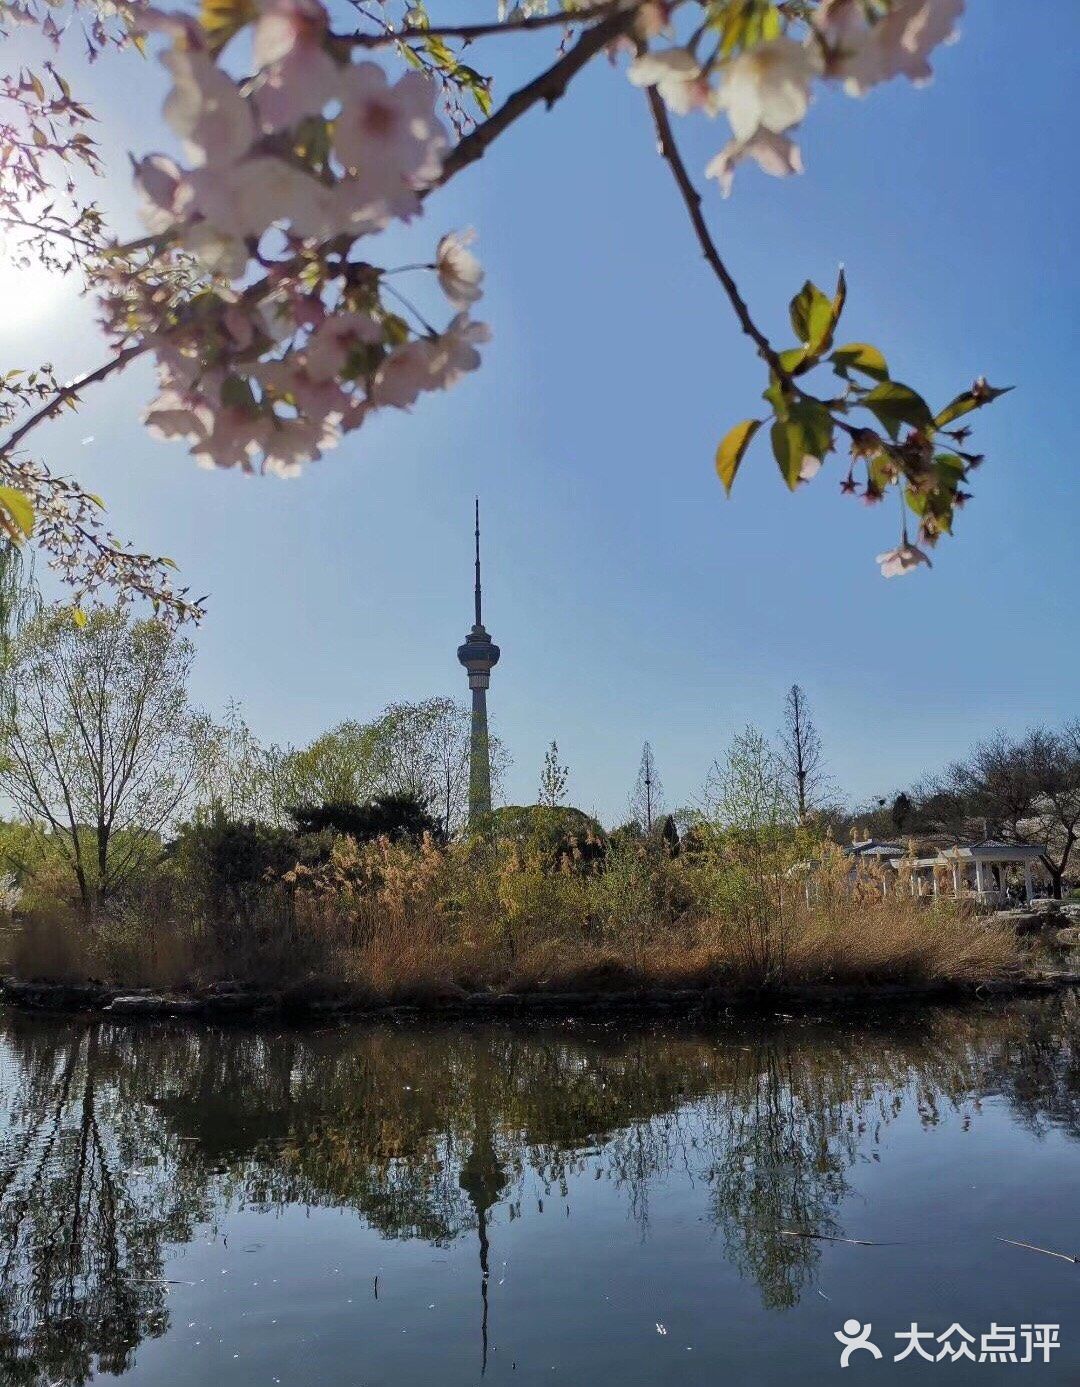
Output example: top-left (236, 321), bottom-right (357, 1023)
top-left (1, 999), bottom-right (1080, 1385)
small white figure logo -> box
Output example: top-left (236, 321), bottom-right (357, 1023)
top-left (835, 1320), bottom-right (883, 1368)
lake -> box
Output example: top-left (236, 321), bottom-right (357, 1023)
top-left (1, 998), bottom-right (1079, 1384)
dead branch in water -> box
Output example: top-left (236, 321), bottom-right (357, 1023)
top-left (996, 1236), bottom-right (1079, 1265)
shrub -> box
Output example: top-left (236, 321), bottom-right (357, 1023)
top-left (289, 793), bottom-right (444, 845)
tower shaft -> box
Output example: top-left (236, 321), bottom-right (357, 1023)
top-left (469, 686), bottom-right (493, 822)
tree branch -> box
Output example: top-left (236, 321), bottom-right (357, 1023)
top-left (0, 343), bottom-right (150, 459)
top-left (438, 4), bottom-right (642, 186)
top-left (642, 85), bottom-right (791, 382)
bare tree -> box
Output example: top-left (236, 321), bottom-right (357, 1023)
top-left (778, 684), bottom-right (828, 821)
top-left (933, 724), bottom-right (1080, 898)
top-left (193, 699), bottom-right (277, 823)
top-left (629, 741), bottom-right (663, 833)
top-left (538, 741), bottom-right (568, 808)
top-left (0, 606), bottom-right (204, 906)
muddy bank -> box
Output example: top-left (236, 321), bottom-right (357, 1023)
top-left (3, 970), bottom-right (1079, 1024)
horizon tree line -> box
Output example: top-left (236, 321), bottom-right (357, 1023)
top-left (0, 558), bottom-right (1076, 904)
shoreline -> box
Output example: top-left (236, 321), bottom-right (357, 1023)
top-left (3, 970), bottom-right (1079, 1024)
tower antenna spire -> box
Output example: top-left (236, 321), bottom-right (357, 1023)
top-left (474, 496), bottom-right (482, 627)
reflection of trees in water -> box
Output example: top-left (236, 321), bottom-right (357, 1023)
top-left (988, 991), bottom-right (1080, 1140)
top-left (0, 1018), bottom-right (213, 1386)
top-left (2, 1001), bottom-right (1079, 1381)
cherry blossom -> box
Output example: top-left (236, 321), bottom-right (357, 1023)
top-left (144, 388), bottom-right (213, 446)
top-left (371, 338), bottom-right (440, 409)
top-left (250, 0), bottom-right (341, 132)
top-left (303, 313), bottom-right (384, 383)
top-left (705, 131), bottom-right (803, 195)
top-left (187, 156), bottom-right (339, 242)
top-left (261, 413), bottom-right (341, 477)
top-left (627, 48), bottom-right (721, 117)
top-left (179, 222), bottom-right (249, 279)
top-left (333, 63), bottom-right (447, 196)
top-left (161, 44), bottom-right (254, 167)
top-left (717, 37), bottom-right (822, 144)
top-left (876, 539), bottom-right (933, 578)
top-left (436, 231), bottom-right (484, 309)
top-left (816, 0), bottom-right (964, 96)
top-left (132, 154), bottom-right (190, 234)
top-left (427, 315), bottom-right (491, 391)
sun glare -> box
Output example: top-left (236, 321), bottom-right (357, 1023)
top-left (0, 242), bottom-right (73, 336)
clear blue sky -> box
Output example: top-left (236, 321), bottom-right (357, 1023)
top-left (3, 3), bottom-right (1077, 824)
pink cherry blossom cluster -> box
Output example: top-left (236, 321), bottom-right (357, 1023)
top-left (121, 0), bottom-right (489, 476)
top-left (627, 0), bottom-right (963, 195)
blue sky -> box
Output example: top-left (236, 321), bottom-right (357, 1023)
top-left (2, 3), bottom-right (1077, 824)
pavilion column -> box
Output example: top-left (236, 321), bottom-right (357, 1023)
top-left (951, 861), bottom-right (961, 897)
top-left (1024, 862), bottom-right (1034, 903)
top-left (974, 859), bottom-right (986, 898)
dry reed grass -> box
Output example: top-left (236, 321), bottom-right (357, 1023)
top-left (5, 834), bottom-right (1020, 999)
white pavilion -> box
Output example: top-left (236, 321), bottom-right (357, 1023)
top-left (844, 836), bottom-right (1047, 906)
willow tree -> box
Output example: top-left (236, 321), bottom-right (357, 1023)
top-left (0, 0), bottom-right (1007, 620)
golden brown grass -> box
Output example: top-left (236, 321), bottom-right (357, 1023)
top-left (5, 835), bottom-right (1020, 1000)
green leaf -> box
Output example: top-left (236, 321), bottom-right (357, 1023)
top-left (904, 487), bottom-right (928, 516)
top-left (715, 419), bottom-right (762, 494)
top-left (424, 34), bottom-right (455, 68)
top-left (777, 347), bottom-right (808, 376)
top-left (71, 606), bottom-right (88, 629)
top-left (934, 453), bottom-right (966, 485)
top-left (199, 0), bottom-right (256, 50)
top-left (934, 382), bottom-right (1012, 428)
top-left (770, 400), bottom-right (833, 491)
top-left (788, 270), bottom-right (846, 357)
top-left (861, 381), bottom-right (934, 439)
top-left (830, 342), bottom-right (889, 383)
top-left (789, 281), bottom-right (829, 346)
top-left (220, 375), bottom-right (256, 409)
top-left (0, 486), bottom-right (34, 539)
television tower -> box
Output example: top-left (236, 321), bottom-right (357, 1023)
top-left (457, 500), bottom-right (500, 827)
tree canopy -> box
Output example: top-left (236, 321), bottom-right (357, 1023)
top-left (0, 0), bottom-right (1007, 618)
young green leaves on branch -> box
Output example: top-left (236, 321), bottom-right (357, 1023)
top-left (716, 271), bottom-right (1010, 575)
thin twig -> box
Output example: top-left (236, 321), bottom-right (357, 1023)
top-left (996, 1236), bottom-right (1079, 1265)
top-left (348, 1), bottom-right (627, 49)
top-left (0, 213), bottom-right (101, 254)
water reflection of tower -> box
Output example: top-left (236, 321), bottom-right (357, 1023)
top-left (457, 500), bottom-right (500, 828)
top-left (458, 1112), bottom-right (507, 1376)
